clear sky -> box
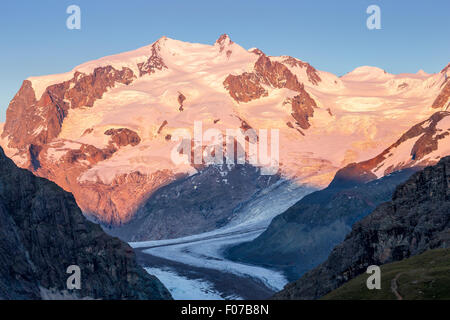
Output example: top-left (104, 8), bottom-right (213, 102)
top-left (0, 0), bottom-right (449, 122)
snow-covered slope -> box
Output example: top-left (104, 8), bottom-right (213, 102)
top-left (1, 34), bottom-right (448, 227)
top-left (350, 111), bottom-right (450, 179)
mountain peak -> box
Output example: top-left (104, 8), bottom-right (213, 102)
top-left (348, 66), bottom-right (387, 75)
top-left (153, 35), bottom-right (174, 48)
top-left (341, 66), bottom-right (392, 81)
top-left (215, 34), bottom-right (233, 46)
top-left (249, 48), bottom-right (265, 56)
top-left (416, 69), bottom-right (429, 76)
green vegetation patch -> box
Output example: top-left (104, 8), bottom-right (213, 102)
top-left (323, 248), bottom-right (450, 300)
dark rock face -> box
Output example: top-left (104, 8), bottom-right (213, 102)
top-left (274, 156), bottom-right (450, 300)
top-left (392, 111), bottom-right (449, 166)
top-left (107, 164), bottom-right (280, 241)
top-left (223, 54), bottom-right (318, 130)
top-left (284, 92), bottom-right (317, 130)
top-left (63, 143), bottom-right (115, 165)
top-left (250, 48), bottom-right (264, 56)
top-left (104, 128), bottom-right (141, 147)
top-left (281, 56), bottom-right (322, 85)
top-left (2, 80), bottom-right (40, 150)
top-left (223, 72), bottom-right (269, 103)
top-left (0, 147), bottom-right (172, 300)
top-left (157, 120), bottom-right (169, 134)
top-left (0, 200), bottom-right (40, 299)
top-left (223, 55), bottom-right (308, 102)
top-left (253, 55), bottom-right (304, 92)
top-left (178, 92), bottom-right (186, 111)
top-left (53, 128), bottom-right (141, 168)
top-left (216, 34), bottom-right (234, 56)
top-left (138, 40), bottom-right (168, 77)
top-left (226, 167), bottom-right (417, 281)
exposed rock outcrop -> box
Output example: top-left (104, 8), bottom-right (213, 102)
top-left (138, 39), bottom-right (168, 76)
top-left (104, 128), bottom-right (141, 147)
top-left (432, 80), bottom-right (450, 110)
top-left (0, 147), bottom-right (172, 300)
top-left (223, 72), bottom-right (268, 103)
top-left (223, 54), bottom-right (307, 103)
top-left (215, 34), bottom-right (234, 53)
top-left (281, 56), bottom-right (322, 85)
top-left (253, 55), bottom-right (304, 92)
top-left (284, 91), bottom-right (317, 130)
top-left (223, 54), bottom-right (318, 129)
top-left (177, 92), bottom-right (186, 111)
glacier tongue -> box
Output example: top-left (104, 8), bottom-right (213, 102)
top-left (132, 180), bottom-right (315, 298)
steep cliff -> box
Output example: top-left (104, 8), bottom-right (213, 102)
top-left (0, 147), bottom-right (171, 300)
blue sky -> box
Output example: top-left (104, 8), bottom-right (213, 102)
top-left (0, 0), bottom-right (449, 122)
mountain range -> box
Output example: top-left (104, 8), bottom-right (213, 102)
top-left (0, 35), bottom-right (449, 300)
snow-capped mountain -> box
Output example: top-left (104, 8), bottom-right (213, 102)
top-left (0, 34), bottom-right (449, 227)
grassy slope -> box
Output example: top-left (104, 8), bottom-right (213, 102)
top-left (322, 248), bottom-right (450, 300)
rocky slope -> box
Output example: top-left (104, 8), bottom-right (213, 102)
top-left (108, 163), bottom-right (281, 241)
top-left (0, 147), bottom-right (171, 300)
top-left (0, 35), bottom-right (448, 233)
top-left (273, 156), bottom-right (450, 300)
